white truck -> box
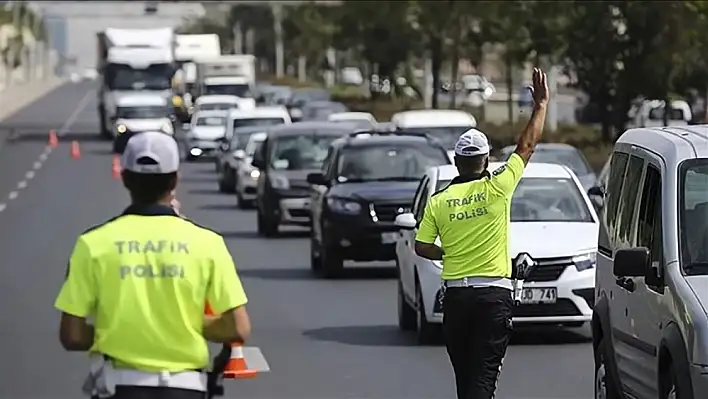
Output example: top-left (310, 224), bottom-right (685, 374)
top-left (96, 27), bottom-right (176, 138)
top-left (173, 34), bottom-right (221, 121)
top-left (195, 55), bottom-right (256, 103)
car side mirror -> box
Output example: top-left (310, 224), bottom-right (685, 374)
top-left (394, 213), bottom-right (417, 230)
top-left (306, 172), bottom-right (328, 186)
top-left (613, 248), bottom-right (650, 277)
top-left (588, 186), bottom-right (604, 197)
top-left (232, 149), bottom-right (246, 160)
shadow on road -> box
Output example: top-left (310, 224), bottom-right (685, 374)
top-left (84, 148), bottom-right (115, 156)
top-left (238, 265), bottom-right (395, 281)
top-left (303, 324), bottom-right (590, 347)
top-left (220, 230), bottom-right (261, 240)
top-left (189, 188), bottom-right (222, 195)
top-left (3, 131), bottom-right (107, 144)
top-left (180, 176), bottom-right (216, 184)
top-left (200, 203), bottom-right (237, 211)
top-left (303, 325), bottom-right (418, 347)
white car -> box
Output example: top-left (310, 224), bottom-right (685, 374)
top-left (224, 106), bottom-right (291, 140)
top-left (327, 112), bottom-right (378, 130)
top-left (194, 94), bottom-right (255, 112)
top-left (395, 162), bottom-right (599, 344)
top-left (391, 109), bottom-right (477, 161)
top-left (234, 132), bottom-right (266, 208)
top-left (185, 110), bottom-right (228, 160)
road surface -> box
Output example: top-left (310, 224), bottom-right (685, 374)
top-left (0, 80), bottom-right (593, 399)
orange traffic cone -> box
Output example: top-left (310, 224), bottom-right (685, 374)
top-left (111, 155), bottom-right (121, 179)
top-left (203, 303), bottom-right (258, 379)
top-left (223, 343), bottom-right (258, 379)
top-left (48, 130), bottom-right (58, 148)
top-left (70, 141), bottom-right (81, 159)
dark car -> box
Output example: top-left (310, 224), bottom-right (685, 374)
top-left (286, 88), bottom-right (331, 121)
top-left (250, 121), bottom-right (360, 237)
top-left (216, 125), bottom-right (269, 193)
top-left (307, 131), bottom-right (452, 277)
top-left (301, 101), bottom-right (348, 121)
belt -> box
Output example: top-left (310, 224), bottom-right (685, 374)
top-left (112, 369), bottom-right (207, 391)
top-left (444, 276), bottom-right (513, 289)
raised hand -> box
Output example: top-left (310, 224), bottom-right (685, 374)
top-left (528, 68), bottom-right (549, 107)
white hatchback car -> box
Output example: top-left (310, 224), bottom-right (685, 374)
top-left (395, 162), bottom-right (599, 344)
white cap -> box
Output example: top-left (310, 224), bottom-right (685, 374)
top-left (454, 128), bottom-right (490, 157)
top-left (121, 131), bottom-right (180, 174)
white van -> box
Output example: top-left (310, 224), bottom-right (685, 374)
top-left (593, 125), bottom-right (708, 399)
top-left (628, 99), bottom-right (692, 129)
top-left (391, 110), bottom-right (477, 160)
top-left (225, 106), bottom-right (292, 140)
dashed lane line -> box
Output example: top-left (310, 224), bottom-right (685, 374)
top-left (0, 89), bottom-right (94, 214)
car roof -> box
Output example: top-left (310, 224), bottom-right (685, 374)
top-left (392, 109), bottom-right (477, 128)
top-left (339, 133), bottom-right (433, 147)
top-left (615, 125), bottom-right (708, 161)
top-left (116, 94), bottom-right (167, 107)
top-left (267, 121), bottom-right (358, 137)
top-left (501, 143), bottom-right (577, 153)
top-left (196, 95), bottom-right (240, 104)
top-left (228, 106), bottom-right (289, 118)
top-left (433, 161), bottom-right (574, 182)
top-left (329, 112), bottom-right (375, 120)
top-left (193, 110), bottom-right (228, 118)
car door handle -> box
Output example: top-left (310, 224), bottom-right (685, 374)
top-left (615, 277), bottom-right (636, 293)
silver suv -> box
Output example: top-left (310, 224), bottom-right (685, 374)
top-left (593, 125), bottom-right (708, 399)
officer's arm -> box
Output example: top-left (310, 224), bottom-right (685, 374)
top-left (55, 238), bottom-right (96, 351)
top-left (204, 237), bottom-right (251, 344)
top-left (414, 199), bottom-right (443, 260)
top-left (514, 69), bottom-right (548, 164)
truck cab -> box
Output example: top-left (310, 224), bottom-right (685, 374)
top-left (97, 27), bottom-right (176, 138)
top-left (195, 55), bottom-right (256, 105)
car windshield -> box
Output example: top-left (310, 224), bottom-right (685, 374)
top-left (510, 177), bottom-right (593, 222)
top-left (199, 103), bottom-right (237, 111)
top-left (205, 84), bottom-right (253, 98)
top-left (196, 116), bottom-right (225, 126)
top-left (503, 147), bottom-right (592, 176)
top-left (680, 161), bottom-right (708, 273)
top-left (232, 118), bottom-right (285, 133)
top-left (334, 119), bottom-right (376, 129)
top-left (246, 136), bottom-right (265, 157)
top-left (305, 103), bottom-right (348, 120)
top-left (116, 106), bottom-right (167, 119)
top-left (292, 90), bottom-right (330, 104)
top-left (107, 64), bottom-right (172, 91)
top-left (269, 135), bottom-right (337, 170)
top-left (337, 144), bottom-right (449, 183)
top-left (648, 106), bottom-right (685, 121)
top-left (403, 126), bottom-right (472, 149)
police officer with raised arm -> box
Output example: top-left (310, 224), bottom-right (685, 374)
top-left (414, 68), bottom-right (549, 399)
top-left (55, 131), bottom-right (251, 399)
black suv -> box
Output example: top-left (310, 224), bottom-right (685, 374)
top-left (307, 131), bottom-right (452, 277)
top-left (250, 121), bottom-right (360, 237)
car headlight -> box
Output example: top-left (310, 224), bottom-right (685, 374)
top-left (116, 124), bottom-right (127, 134)
top-left (573, 252), bottom-right (596, 271)
top-left (250, 169), bottom-right (260, 179)
top-left (326, 197), bottom-right (361, 214)
top-left (269, 174), bottom-right (290, 190)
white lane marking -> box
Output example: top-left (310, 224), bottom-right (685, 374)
top-left (57, 88), bottom-right (95, 136)
top-left (243, 347), bottom-right (271, 372)
top-left (0, 88), bottom-right (95, 216)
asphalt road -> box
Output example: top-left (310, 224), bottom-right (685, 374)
top-left (0, 80), bottom-right (593, 399)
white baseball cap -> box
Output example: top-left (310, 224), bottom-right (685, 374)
top-left (121, 131), bottom-right (180, 174)
top-left (454, 128), bottom-right (490, 157)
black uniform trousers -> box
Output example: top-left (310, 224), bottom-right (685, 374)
top-left (93, 386), bottom-right (205, 399)
top-left (442, 286), bottom-right (514, 399)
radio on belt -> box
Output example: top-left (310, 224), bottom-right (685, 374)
top-left (512, 253), bottom-right (538, 306)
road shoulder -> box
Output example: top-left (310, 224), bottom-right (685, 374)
top-left (0, 77), bottom-right (67, 122)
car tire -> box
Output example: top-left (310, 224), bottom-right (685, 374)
top-left (236, 191), bottom-right (253, 209)
top-left (321, 243), bottom-right (343, 279)
top-left (415, 282), bottom-right (440, 345)
top-left (257, 206), bottom-right (279, 237)
top-left (397, 278), bottom-right (416, 331)
top-left (594, 337), bottom-right (622, 399)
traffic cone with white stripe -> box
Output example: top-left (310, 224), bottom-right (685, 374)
top-left (204, 303), bottom-right (258, 379)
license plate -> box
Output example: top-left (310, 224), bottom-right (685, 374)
top-left (520, 287), bottom-right (557, 304)
top-left (381, 232), bottom-right (398, 244)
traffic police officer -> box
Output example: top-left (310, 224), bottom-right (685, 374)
top-left (414, 68), bottom-right (549, 399)
top-left (55, 131), bottom-right (251, 399)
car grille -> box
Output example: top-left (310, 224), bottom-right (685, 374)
top-left (521, 256), bottom-right (573, 282)
top-left (372, 203), bottom-right (410, 222)
top-left (513, 299), bottom-right (581, 317)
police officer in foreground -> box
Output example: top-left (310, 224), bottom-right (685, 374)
top-left (55, 131), bottom-right (251, 399)
top-left (414, 68), bottom-right (549, 399)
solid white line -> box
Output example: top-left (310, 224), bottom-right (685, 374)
top-left (8, 191), bottom-right (17, 200)
top-left (243, 346), bottom-right (271, 372)
top-left (57, 89), bottom-right (95, 136)
top-left (17, 181), bottom-right (26, 189)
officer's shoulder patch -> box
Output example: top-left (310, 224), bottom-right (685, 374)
top-left (492, 165), bottom-right (506, 176)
